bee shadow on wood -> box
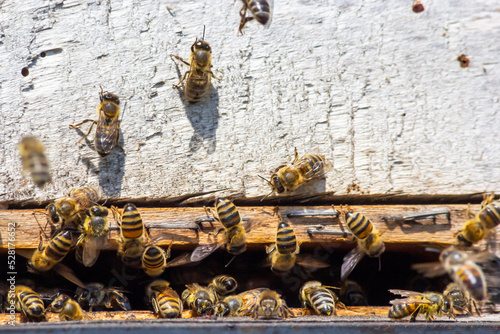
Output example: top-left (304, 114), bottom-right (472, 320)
top-left (184, 87), bottom-right (219, 155)
top-left (97, 131), bottom-right (126, 197)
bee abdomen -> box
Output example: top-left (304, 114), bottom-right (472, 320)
top-left (298, 154), bottom-right (324, 175)
top-left (71, 187), bottom-right (99, 207)
top-left (216, 199), bottom-right (241, 228)
top-left (143, 246), bottom-right (166, 269)
top-left (346, 212), bottom-right (373, 239)
top-left (276, 222), bottom-right (297, 254)
top-left (310, 289), bottom-right (335, 315)
top-left (19, 291), bottom-right (45, 317)
top-left (95, 124), bottom-right (117, 156)
top-left (158, 293), bottom-right (182, 318)
top-left (185, 73), bottom-right (209, 102)
top-left (388, 303), bottom-right (418, 319)
top-left (121, 204), bottom-right (144, 239)
top-left (248, 0), bottom-right (271, 25)
top-left (456, 264), bottom-right (487, 301)
top-left (479, 202), bottom-right (500, 229)
top-left (44, 231), bottom-right (73, 261)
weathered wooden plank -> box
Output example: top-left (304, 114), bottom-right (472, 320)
top-left (0, 0), bottom-right (499, 203)
top-left (0, 204), bottom-right (478, 250)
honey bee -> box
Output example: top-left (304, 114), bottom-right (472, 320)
top-left (443, 283), bottom-right (479, 316)
top-left (75, 206), bottom-right (109, 267)
top-left (412, 246), bottom-right (488, 301)
top-left (237, 0), bottom-right (273, 35)
top-left (76, 283), bottom-right (131, 311)
top-left (341, 208), bottom-right (386, 281)
top-left (339, 280), bottom-right (368, 306)
top-left (18, 136), bottom-right (51, 188)
top-left (48, 294), bottom-right (90, 321)
top-left (142, 243), bottom-right (172, 277)
top-left (456, 194), bottom-right (500, 246)
top-left (170, 29), bottom-right (220, 103)
top-left (14, 286), bottom-right (46, 322)
top-left (47, 186), bottom-right (99, 231)
top-left (146, 280), bottom-right (183, 318)
top-left (70, 86), bottom-right (121, 157)
top-left (29, 230), bottom-right (73, 272)
top-left (190, 198), bottom-right (249, 262)
top-left (182, 283), bottom-right (218, 316)
top-left (388, 290), bottom-right (454, 322)
top-left (112, 203), bottom-right (147, 267)
top-left (248, 290), bottom-right (293, 319)
top-left (209, 275), bottom-right (238, 296)
top-left (262, 148), bottom-right (326, 198)
top-left (213, 295), bottom-right (245, 317)
top-left (299, 281), bottom-right (345, 316)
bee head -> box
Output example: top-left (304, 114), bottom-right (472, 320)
top-left (192, 40), bottom-right (211, 67)
top-left (270, 174), bottom-right (285, 193)
top-left (195, 298), bottom-right (212, 315)
top-left (46, 204), bottom-right (60, 224)
top-left (456, 233), bottom-right (473, 247)
top-left (213, 301), bottom-right (230, 317)
top-left (49, 294), bottom-right (69, 312)
top-left (260, 297), bottom-right (277, 317)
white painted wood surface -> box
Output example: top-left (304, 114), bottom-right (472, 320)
top-left (0, 0), bottom-right (499, 201)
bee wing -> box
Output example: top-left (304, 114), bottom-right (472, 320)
top-left (190, 243), bottom-right (223, 262)
top-left (388, 289), bottom-right (426, 298)
top-left (295, 254), bottom-right (330, 270)
top-left (96, 110), bottom-right (120, 154)
top-left (341, 247), bottom-right (366, 281)
top-left (52, 263), bottom-right (87, 288)
top-left (166, 252), bottom-right (196, 267)
top-left (389, 296), bottom-right (432, 305)
top-left (292, 149), bottom-right (327, 181)
top-left (82, 236), bottom-right (105, 267)
top-left (411, 262), bottom-right (447, 278)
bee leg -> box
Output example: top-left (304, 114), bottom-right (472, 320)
top-left (115, 126), bottom-right (125, 153)
top-left (170, 54), bottom-right (191, 67)
top-left (292, 147), bottom-right (299, 164)
top-left (165, 240), bottom-right (173, 258)
top-left (409, 305), bottom-right (422, 322)
top-left (172, 71), bottom-right (190, 88)
top-left (111, 206), bottom-right (121, 227)
top-left (471, 299), bottom-right (481, 316)
top-left (208, 71), bottom-right (221, 82)
top-left (70, 119), bottom-right (97, 144)
top-left (237, 4), bottom-right (251, 35)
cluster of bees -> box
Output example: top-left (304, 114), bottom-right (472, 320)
top-left (9, 0), bottom-right (500, 324)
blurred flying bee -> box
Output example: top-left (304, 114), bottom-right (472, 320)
top-left (267, 208), bottom-right (329, 273)
top-left (76, 283), bottom-right (131, 311)
top-left (456, 194), bottom-right (500, 247)
top-left (247, 289), bottom-right (293, 319)
top-left (443, 283), bottom-right (479, 316)
top-left (182, 283), bottom-right (218, 316)
top-left (142, 243), bottom-right (172, 277)
top-left (261, 148), bottom-right (326, 198)
top-left (170, 28), bottom-right (220, 103)
top-left (190, 198), bottom-right (250, 262)
top-left (300, 281), bottom-right (345, 316)
top-left (237, 0), bottom-right (273, 35)
top-left (339, 280), bottom-right (368, 306)
top-left (341, 208), bottom-right (386, 281)
top-left (112, 203), bottom-right (147, 267)
top-left (75, 206), bottom-right (110, 267)
top-left (209, 275), bottom-right (238, 296)
top-left (412, 246), bottom-right (489, 301)
top-left (46, 186), bottom-right (99, 231)
top-left (388, 290), bottom-right (454, 322)
top-left (14, 286), bottom-right (46, 322)
top-left (48, 294), bottom-right (91, 321)
top-left (18, 136), bottom-right (51, 188)
top-left (146, 280), bottom-right (183, 318)
top-left (70, 86), bottom-right (122, 157)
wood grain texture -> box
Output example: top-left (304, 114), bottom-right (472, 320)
top-left (0, 204), bottom-right (479, 250)
top-left (0, 0), bottom-right (499, 203)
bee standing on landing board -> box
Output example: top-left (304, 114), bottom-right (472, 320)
top-left (388, 290), bottom-right (454, 322)
top-left (76, 283), bottom-right (131, 311)
top-left (237, 0), bottom-right (273, 35)
top-left (14, 286), bottom-right (46, 322)
top-left (75, 206), bottom-right (110, 267)
top-left (182, 283), bottom-right (218, 316)
top-left (250, 290), bottom-right (293, 319)
top-left (456, 193), bottom-right (500, 247)
top-left (48, 294), bottom-right (91, 321)
top-left (443, 283), bottom-right (479, 316)
top-left (70, 86), bottom-right (122, 157)
top-left (260, 148), bottom-right (326, 199)
top-left (146, 280), bottom-right (183, 318)
top-left (18, 137), bottom-right (51, 188)
top-left (341, 208), bottom-right (386, 281)
top-left (300, 281), bottom-right (345, 316)
top-left (170, 27), bottom-right (220, 103)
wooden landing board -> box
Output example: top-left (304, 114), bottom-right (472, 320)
top-left (0, 204), bottom-right (479, 250)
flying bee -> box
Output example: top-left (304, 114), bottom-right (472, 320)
top-left (48, 186), bottom-right (99, 231)
top-left (209, 275), bottom-right (238, 296)
top-left (142, 243), bottom-right (172, 277)
top-left (249, 290), bottom-right (293, 319)
top-left (412, 246), bottom-right (489, 301)
top-left (339, 280), bottom-right (368, 306)
top-left (261, 148), bottom-right (326, 198)
top-left (48, 294), bottom-right (91, 321)
top-left (14, 286), bottom-right (46, 322)
top-left (18, 136), bottom-right (51, 188)
top-left (267, 207), bottom-right (329, 273)
top-left (388, 290), bottom-right (454, 322)
top-left (300, 281), bottom-right (345, 316)
top-left (182, 283), bottom-right (218, 316)
top-left (443, 283), bottom-right (479, 316)
top-left (112, 203), bottom-right (147, 267)
top-left (237, 0), bottom-right (273, 35)
top-left (70, 86), bottom-right (121, 157)
top-left (76, 283), bottom-right (131, 311)
top-left (75, 206), bottom-right (109, 267)
top-left (146, 280), bottom-right (183, 318)
top-left (170, 28), bottom-right (220, 103)
top-left (190, 198), bottom-right (250, 263)
top-left (456, 194), bottom-right (500, 246)
top-left (340, 208), bottom-right (386, 281)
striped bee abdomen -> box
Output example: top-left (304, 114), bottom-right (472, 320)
top-left (44, 230), bottom-right (73, 261)
top-left (345, 212), bottom-right (373, 239)
top-left (276, 221), bottom-right (297, 254)
top-left (216, 198), bottom-right (241, 229)
top-left (121, 203), bottom-right (144, 239)
top-left (479, 202), bottom-right (500, 229)
top-left (248, 0), bottom-right (271, 25)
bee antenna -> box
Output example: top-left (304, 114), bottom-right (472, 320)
top-left (258, 175), bottom-right (273, 186)
top-left (33, 212), bottom-right (49, 240)
top-left (99, 85), bottom-right (104, 95)
top-left (225, 255), bottom-right (236, 268)
top-left (202, 25), bottom-right (206, 40)
top-left (260, 190), bottom-right (274, 202)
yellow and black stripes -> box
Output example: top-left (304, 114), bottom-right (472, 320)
top-left (247, 0), bottom-right (272, 25)
top-left (345, 211), bottom-right (373, 239)
top-left (456, 264), bottom-right (486, 301)
top-left (44, 230), bottom-right (73, 262)
top-left (276, 221), bottom-right (297, 254)
top-left (142, 245), bottom-right (167, 277)
top-left (156, 290), bottom-right (182, 318)
top-left (121, 203), bottom-right (145, 239)
top-left (479, 201), bottom-right (500, 229)
top-left (15, 286), bottom-right (45, 321)
top-left (71, 187), bottom-right (99, 208)
top-left (297, 154), bottom-right (324, 176)
top-left (388, 302), bottom-right (420, 319)
top-left (210, 275), bottom-right (238, 296)
top-left (308, 288), bottom-right (335, 316)
top-left (216, 198), bottom-right (241, 228)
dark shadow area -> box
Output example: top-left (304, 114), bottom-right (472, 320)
top-left (97, 131), bottom-right (126, 197)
